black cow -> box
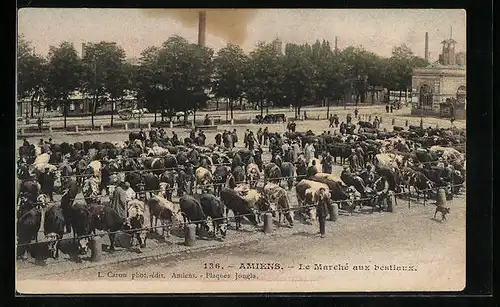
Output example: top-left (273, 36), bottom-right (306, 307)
top-left (43, 205), bottom-right (65, 259)
top-left (69, 203), bottom-right (93, 255)
top-left (199, 194), bottom-right (227, 238)
top-left (179, 196), bottom-right (209, 234)
top-left (129, 132), bottom-right (146, 143)
top-left (280, 162), bottom-right (295, 190)
top-left (358, 121), bottom-right (374, 129)
top-left (17, 205), bottom-right (42, 259)
top-left (376, 167), bottom-right (402, 193)
top-left (408, 171), bottom-right (435, 206)
top-left (213, 166), bottom-right (229, 196)
top-left (232, 165), bottom-right (246, 184)
top-left (220, 188), bottom-right (258, 230)
top-left (89, 204), bottom-right (132, 251)
top-left (264, 163), bottom-right (282, 184)
top-left (61, 180), bottom-right (80, 233)
top-left (341, 169), bottom-right (366, 195)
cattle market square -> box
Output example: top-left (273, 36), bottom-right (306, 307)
top-left (16, 9), bottom-right (466, 292)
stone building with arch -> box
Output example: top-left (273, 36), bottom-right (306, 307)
top-left (411, 35), bottom-right (466, 119)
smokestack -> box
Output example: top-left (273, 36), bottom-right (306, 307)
top-left (82, 42), bottom-right (86, 58)
top-left (198, 11), bottom-right (206, 47)
top-left (425, 32), bottom-right (429, 62)
top-left (335, 36), bottom-right (338, 52)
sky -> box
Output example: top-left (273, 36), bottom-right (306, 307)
top-left (18, 8), bottom-right (466, 62)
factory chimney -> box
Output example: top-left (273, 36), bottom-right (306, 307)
top-left (424, 32), bottom-right (429, 62)
top-left (335, 36), bottom-right (338, 52)
top-left (82, 42), bottom-right (86, 58)
top-left (198, 11), bottom-right (207, 47)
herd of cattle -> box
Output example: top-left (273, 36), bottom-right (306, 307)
top-left (16, 122), bottom-right (466, 262)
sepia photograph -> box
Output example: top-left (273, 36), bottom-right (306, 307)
top-left (16, 8), bottom-right (466, 294)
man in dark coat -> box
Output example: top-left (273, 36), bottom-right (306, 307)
top-left (254, 146), bottom-right (263, 171)
top-left (39, 167), bottom-right (56, 201)
top-left (307, 160), bottom-right (318, 178)
top-left (111, 182), bottom-right (128, 225)
top-left (215, 133), bottom-right (222, 146)
top-left (317, 193), bottom-right (329, 238)
top-left (177, 167), bottom-right (187, 197)
top-left (349, 149), bottom-right (360, 171)
top-left (321, 152), bottom-right (333, 174)
top-left (333, 114), bottom-right (339, 128)
top-left (232, 129), bottom-right (239, 146)
top-left (257, 128), bottom-right (263, 145)
top-left (172, 131), bottom-right (179, 145)
top-left (190, 129), bottom-right (196, 140)
top-left (263, 127), bottom-right (269, 145)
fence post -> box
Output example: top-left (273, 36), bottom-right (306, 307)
top-left (405, 120), bottom-right (409, 127)
top-left (379, 117), bottom-right (383, 124)
top-left (330, 203), bottom-right (339, 222)
top-left (368, 115), bottom-right (372, 122)
top-left (48, 126), bottom-right (53, 133)
top-left (90, 236), bottom-right (102, 262)
top-left (170, 121), bottom-right (173, 129)
top-left (184, 224), bottom-right (196, 246)
top-left (75, 125), bottom-right (79, 132)
top-left (436, 123), bottom-right (439, 129)
top-left (100, 125), bottom-right (104, 132)
top-left (21, 127), bottom-right (24, 134)
top-left (391, 118), bottom-right (395, 125)
top-left (231, 119), bottom-right (234, 125)
top-left (263, 212), bottom-right (273, 233)
top-left (210, 119), bottom-right (214, 126)
top-left (124, 123), bottom-right (128, 131)
top-left (148, 123), bottom-right (151, 130)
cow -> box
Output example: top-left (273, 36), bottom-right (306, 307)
top-left (280, 162), bottom-right (295, 190)
top-left (159, 171), bottom-right (176, 201)
top-left (60, 180), bottom-right (80, 233)
top-left (199, 194), bottom-right (227, 238)
top-left (147, 194), bottom-right (182, 238)
top-left (126, 199), bottom-right (148, 249)
top-left (212, 165), bottom-right (229, 196)
top-left (82, 177), bottom-right (100, 206)
top-left (245, 163), bottom-right (260, 189)
top-left (129, 131), bottom-right (146, 143)
top-left (220, 187), bottom-right (259, 230)
top-left (232, 165), bottom-right (246, 184)
top-left (88, 204), bottom-right (132, 252)
top-left (17, 195), bottom-right (48, 259)
top-left (179, 195), bottom-right (209, 235)
top-left (376, 166), bottom-right (402, 193)
top-left (264, 163), bottom-right (282, 184)
top-left (263, 182), bottom-right (294, 227)
top-left (69, 203), bottom-right (93, 255)
top-left (295, 179), bottom-right (330, 221)
top-left (310, 173), bottom-right (351, 214)
top-left (374, 153), bottom-right (399, 170)
top-left (340, 168), bottom-right (366, 196)
top-left (408, 171), bottom-right (435, 206)
top-left (195, 167), bottom-right (213, 194)
top-left (43, 205), bottom-right (65, 259)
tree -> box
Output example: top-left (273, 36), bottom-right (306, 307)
top-left (246, 40), bottom-right (284, 117)
top-left (388, 44), bottom-right (428, 101)
top-left (44, 42), bottom-right (82, 128)
top-left (81, 41), bottom-right (127, 128)
top-left (212, 43), bottom-right (248, 120)
top-left (159, 36), bottom-right (214, 124)
top-left (282, 43), bottom-right (315, 118)
top-left (17, 34), bottom-right (46, 118)
top-left (136, 46), bottom-right (166, 123)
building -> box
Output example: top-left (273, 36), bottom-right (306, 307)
top-left (411, 33), bottom-right (466, 119)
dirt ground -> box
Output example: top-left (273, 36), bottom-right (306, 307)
top-left (15, 110), bottom-right (466, 292)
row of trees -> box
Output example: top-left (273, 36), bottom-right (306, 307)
top-left (18, 34), bottom-right (427, 125)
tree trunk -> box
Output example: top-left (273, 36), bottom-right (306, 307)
top-left (326, 98), bottom-right (330, 118)
top-left (193, 109), bottom-right (197, 126)
top-left (63, 102), bottom-right (68, 129)
top-left (260, 100), bottom-right (263, 117)
top-left (110, 100), bottom-right (114, 127)
top-left (225, 99), bottom-right (229, 121)
top-left (399, 90), bottom-right (402, 102)
top-left (216, 98), bottom-right (219, 111)
top-left (230, 100), bottom-right (234, 120)
top-left (30, 92), bottom-right (37, 118)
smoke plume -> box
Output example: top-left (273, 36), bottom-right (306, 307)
top-left (142, 9), bottom-right (258, 45)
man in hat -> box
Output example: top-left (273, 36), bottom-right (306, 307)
top-left (177, 165), bottom-right (188, 197)
top-left (321, 151), bottom-right (334, 174)
top-left (111, 181), bottom-right (129, 226)
top-left (316, 189), bottom-right (329, 238)
top-left (263, 127), bottom-right (269, 145)
top-left (349, 149), bottom-right (360, 171)
top-left (40, 166), bottom-right (56, 201)
top-left (307, 160), bottom-right (318, 179)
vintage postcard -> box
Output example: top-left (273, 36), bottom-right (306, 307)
top-left (16, 8), bottom-right (466, 294)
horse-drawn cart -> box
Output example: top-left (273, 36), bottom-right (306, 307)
top-left (117, 108), bottom-right (148, 120)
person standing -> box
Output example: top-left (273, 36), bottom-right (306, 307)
top-left (215, 133), bottom-right (222, 146)
top-left (386, 104), bottom-right (390, 113)
top-left (111, 182), bottom-right (129, 226)
top-left (321, 151), bottom-right (333, 174)
top-left (316, 191), bottom-right (329, 238)
top-left (354, 108), bottom-right (359, 119)
top-left (263, 127), bottom-right (269, 146)
top-left (329, 115), bottom-right (334, 128)
top-left (232, 129), bottom-right (239, 146)
top-left (257, 128), bottom-right (263, 145)
top-left (333, 114), bottom-right (339, 128)
top-left (248, 131), bottom-right (257, 151)
top-left (244, 129), bottom-right (249, 148)
top-left (307, 160), bottom-right (318, 178)
top-left (390, 105), bottom-right (393, 113)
